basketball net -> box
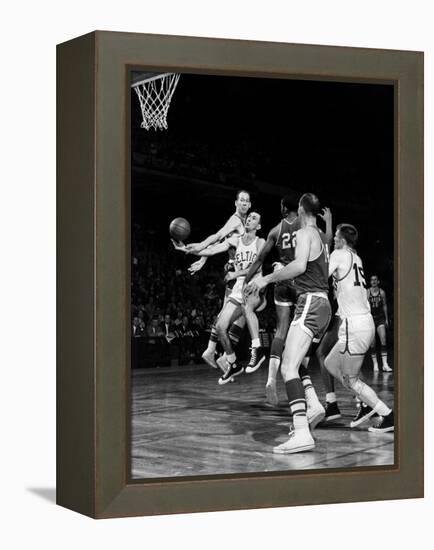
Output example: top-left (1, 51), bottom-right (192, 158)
top-left (133, 73), bottom-right (180, 130)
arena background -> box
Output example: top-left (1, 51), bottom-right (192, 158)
top-left (131, 73), bottom-right (394, 369)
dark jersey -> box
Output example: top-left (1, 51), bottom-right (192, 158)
top-left (368, 289), bottom-right (386, 321)
top-left (276, 217), bottom-right (301, 265)
top-left (294, 228), bottom-right (329, 296)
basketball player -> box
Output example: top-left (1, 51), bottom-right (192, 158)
top-left (244, 197), bottom-right (332, 412)
top-left (246, 193), bottom-right (332, 453)
top-left (367, 275), bottom-right (392, 372)
top-left (188, 212), bottom-right (266, 383)
top-left (324, 225), bottom-right (394, 432)
top-left (173, 190), bottom-right (251, 369)
top-left (315, 293), bottom-right (342, 421)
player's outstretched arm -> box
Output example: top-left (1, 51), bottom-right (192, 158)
top-left (192, 236), bottom-right (236, 258)
top-left (246, 229), bottom-right (310, 293)
top-left (244, 227), bottom-right (278, 285)
top-left (186, 216), bottom-right (241, 253)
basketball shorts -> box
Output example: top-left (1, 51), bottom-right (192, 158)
top-left (291, 292), bottom-right (331, 342)
top-left (373, 314), bottom-right (386, 328)
top-left (338, 313), bottom-right (375, 356)
top-left (229, 277), bottom-right (266, 309)
top-left (274, 280), bottom-right (298, 307)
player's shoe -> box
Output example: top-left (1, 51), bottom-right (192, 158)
top-left (350, 403), bottom-right (377, 428)
top-left (368, 411), bottom-right (394, 433)
top-left (273, 430), bottom-right (315, 454)
top-left (201, 349), bottom-right (219, 370)
top-left (216, 355), bottom-right (229, 374)
top-left (324, 401), bottom-right (341, 422)
top-left (382, 363), bottom-right (393, 372)
top-left (218, 362), bottom-right (244, 385)
top-left (245, 346), bottom-right (266, 373)
top-left (307, 401), bottom-right (326, 430)
top-left (265, 380), bottom-right (279, 406)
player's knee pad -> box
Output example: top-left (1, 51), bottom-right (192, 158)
top-left (270, 337), bottom-right (285, 360)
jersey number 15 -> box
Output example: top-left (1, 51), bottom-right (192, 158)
top-left (353, 264), bottom-right (367, 288)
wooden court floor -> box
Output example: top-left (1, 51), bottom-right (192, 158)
top-left (130, 360), bottom-right (394, 479)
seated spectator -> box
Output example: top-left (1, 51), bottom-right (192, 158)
top-left (147, 317), bottom-right (164, 342)
top-left (132, 316), bottom-right (146, 338)
top-left (173, 311), bottom-right (183, 328)
top-left (160, 313), bottom-right (176, 342)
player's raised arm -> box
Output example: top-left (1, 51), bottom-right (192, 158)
top-left (319, 207), bottom-right (333, 246)
top-left (244, 225), bottom-right (278, 285)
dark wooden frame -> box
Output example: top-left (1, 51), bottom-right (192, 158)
top-left (57, 31), bottom-right (424, 519)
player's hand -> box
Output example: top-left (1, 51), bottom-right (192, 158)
top-left (318, 207), bottom-right (332, 223)
top-left (246, 275), bottom-right (269, 295)
top-left (171, 239), bottom-right (187, 252)
top-left (224, 271), bottom-right (236, 283)
top-left (272, 261), bottom-right (284, 272)
top-left (385, 319), bottom-right (389, 329)
top-left (188, 257), bottom-right (206, 275)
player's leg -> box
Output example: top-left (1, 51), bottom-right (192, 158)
top-left (273, 323), bottom-right (316, 454)
top-left (267, 283), bottom-right (293, 405)
top-left (299, 341), bottom-right (325, 429)
top-left (377, 323), bottom-right (391, 371)
top-left (243, 292), bottom-right (266, 374)
top-left (316, 316), bottom-right (341, 421)
top-left (201, 286), bottom-right (232, 368)
top-left (228, 314), bottom-right (246, 350)
top-left (216, 301), bottom-right (244, 384)
top-left (370, 324), bottom-right (379, 371)
top-left (325, 318), bottom-right (393, 431)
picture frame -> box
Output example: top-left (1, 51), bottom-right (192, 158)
top-left (57, 30), bottom-right (423, 518)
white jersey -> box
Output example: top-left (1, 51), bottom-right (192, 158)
top-left (229, 235), bottom-right (261, 304)
top-left (333, 249), bottom-right (370, 318)
top-left (234, 236), bottom-right (261, 278)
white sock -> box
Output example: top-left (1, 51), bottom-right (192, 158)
top-left (267, 358), bottom-right (280, 383)
top-left (207, 341), bottom-right (217, 353)
top-left (293, 415), bottom-right (309, 431)
top-left (374, 400), bottom-right (391, 416)
top-left (326, 392), bottom-right (337, 403)
top-left (304, 385), bottom-right (320, 406)
top-left (227, 353), bottom-right (236, 364)
top-left (251, 338), bottom-right (261, 348)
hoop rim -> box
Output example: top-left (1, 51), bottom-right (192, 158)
top-left (131, 72), bottom-right (178, 88)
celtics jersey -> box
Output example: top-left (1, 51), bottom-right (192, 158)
top-left (234, 236), bottom-right (261, 276)
top-left (276, 217), bottom-right (301, 265)
top-left (294, 228), bottom-right (329, 296)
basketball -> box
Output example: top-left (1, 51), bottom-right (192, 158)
top-left (169, 217), bottom-right (191, 242)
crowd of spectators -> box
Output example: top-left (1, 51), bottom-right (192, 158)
top-left (131, 222), bottom-right (277, 368)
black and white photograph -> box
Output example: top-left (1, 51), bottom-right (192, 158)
top-left (130, 70), bottom-right (395, 479)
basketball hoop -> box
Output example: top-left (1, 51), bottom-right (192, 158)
top-left (132, 73), bottom-right (180, 130)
